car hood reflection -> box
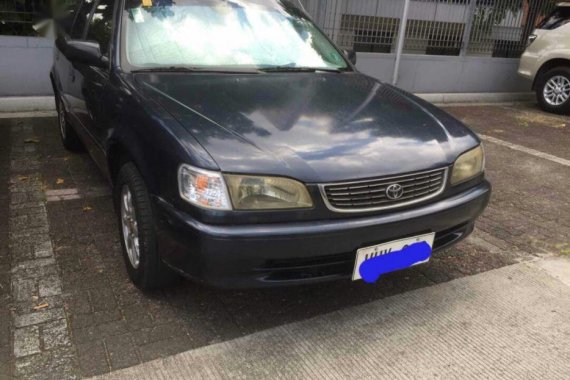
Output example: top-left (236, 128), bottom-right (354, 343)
top-left (135, 72), bottom-right (479, 183)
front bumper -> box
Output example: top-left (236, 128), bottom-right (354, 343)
top-left (518, 51), bottom-right (538, 82)
top-left (155, 180), bottom-right (491, 288)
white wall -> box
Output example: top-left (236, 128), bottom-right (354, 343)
top-left (356, 53), bottom-right (532, 93)
top-left (0, 36), bottom-right (54, 96)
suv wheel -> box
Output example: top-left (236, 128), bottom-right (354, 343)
top-left (115, 162), bottom-right (177, 290)
top-left (56, 95), bottom-right (84, 151)
top-left (537, 67), bottom-right (570, 115)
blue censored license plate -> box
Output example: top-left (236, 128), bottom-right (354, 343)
top-left (352, 233), bottom-right (435, 282)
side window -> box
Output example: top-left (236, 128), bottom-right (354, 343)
top-left (86, 0), bottom-right (114, 55)
top-left (71, 0), bottom-right (96, 39)
top-left (538, 7), bottom-right (570, 30)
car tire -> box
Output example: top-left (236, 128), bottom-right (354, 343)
top-left (56, 95), bottom-right (84, 151)
top-left (115, 162), bottom-right (177, 291)
top-left (536, 67), bottom-right (570, 115)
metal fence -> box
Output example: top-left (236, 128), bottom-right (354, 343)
top-left (0, 0), bottom-right (51, 36)
top-left (301, 0), bottom-right (558, 58)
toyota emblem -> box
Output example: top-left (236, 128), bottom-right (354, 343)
top-left (386, 184), bottom-right (404, 200)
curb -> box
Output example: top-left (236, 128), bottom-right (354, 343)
top-left (417, 92), bottom-right (535, 104)
top-left (0, 92), bottom-right (535, 114)
top-left (0, 96), bottom-right (55, 112)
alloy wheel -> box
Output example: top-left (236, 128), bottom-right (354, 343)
top-left (120, 185), bottom-right (140, 269)
top-left (543, 75), bottom-right (570, 106)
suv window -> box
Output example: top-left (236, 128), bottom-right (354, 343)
top-left (86, 0), bottom-right (114, 55)
top-left (71, 0), bottom-right (96, 39)
top-left (538, 7), bottom-right (570, 30)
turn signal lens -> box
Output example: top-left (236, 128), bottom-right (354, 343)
top-left (451, 145), bottom-right (485, 185)
top-left (178, 165), bottom-right (231, 210)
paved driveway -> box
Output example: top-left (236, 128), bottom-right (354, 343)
top-left (0, 103), bottom-right (568, 379)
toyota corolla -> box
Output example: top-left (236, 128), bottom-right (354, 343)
top-left (51, 0), bottom-right (491, 290)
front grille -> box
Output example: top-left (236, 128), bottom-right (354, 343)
top-left (320, 167), bottom-right (448, 212)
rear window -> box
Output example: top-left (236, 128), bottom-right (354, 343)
top-left (538, 6), bottom-right (570, 30)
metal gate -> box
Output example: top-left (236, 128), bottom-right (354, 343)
top-left (301, 0), bottom-right (557, 58)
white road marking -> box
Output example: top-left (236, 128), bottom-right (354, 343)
top-left (45, 187), bottom-right (111, 202)
top-left (479, 134), bottom-right (570, 167)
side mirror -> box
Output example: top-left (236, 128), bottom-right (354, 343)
top-left (344, 49), bottom-right (357, 65)
top-left (60, 38), bottom-right (109, 68)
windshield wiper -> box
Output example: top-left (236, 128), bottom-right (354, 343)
top-left (259, 66), bottom-right (343, 73)
top-left (131, 66), bottom-right (262, 74)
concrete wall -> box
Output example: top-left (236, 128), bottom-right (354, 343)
top-left (356, 53), bottom-right (532, 93)
top-left (0, 36), bottom-right (54, 97)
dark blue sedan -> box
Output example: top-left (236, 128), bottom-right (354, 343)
top-left (50, 0), bottom-right (490, 290)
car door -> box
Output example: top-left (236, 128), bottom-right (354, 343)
top-left (70, 0), bottom-right (116, 170)
top-left (65, 0), bottom-right (97, 127)
top-left (53, 0), bottom-right (82, 115)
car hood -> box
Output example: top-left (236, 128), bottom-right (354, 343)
top-left (135, 72), bottom-right (479, 183)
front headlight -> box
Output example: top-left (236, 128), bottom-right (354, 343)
top-left (225, 174), bottom-right (313, 210)
top-left (178, 165), bottom-right (231, 210)
top-left (450, 145), bottom-right (485, 185)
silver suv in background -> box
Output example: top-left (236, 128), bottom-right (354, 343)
top-left (518, 3), bottom-right (570, 114)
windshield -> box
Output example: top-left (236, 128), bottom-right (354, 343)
top-left (537, 6), bottom-right (570, 30)
top-left (122, 0), bottom-right (349, 71)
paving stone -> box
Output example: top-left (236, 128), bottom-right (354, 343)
top-left (0, 310), bottom-right (11, 349)
top-left (13, 326), bottom-right (40, 357)
top-left (12, 257), bottom-right (56, 272)
top-left (122, 304), bottom-right (155, 331)
top-left (10, 244), bottom-right (34, 262)
top-left (65, 290), bottom-right (93, 315)
top-left (34, 240), bottom-right (54, 259)
top-left (14, 347), bottom-right (78, 379)
top-left (72, 320), bottom-right (130, 344)
top-left (70, 309), bottom-right (122, 330)
top-left (105, 334), bottom-right (141, 370)
top-left (131, 323), bottom-right (188, 346)
top-left (39, 275), bottom-right (62, 297)
top-left (88, 287), bottom-right (118, 312)
top-left (76, 341), bottom-right (110, 377)
top-left (43, 319), bottom-right (72, 350)
top-left (14, 307), bottom-right (65, 328)
top-left (13, 263), bottom-right (58, 280)
top-left (137, 336), bottom-right (193, 362)
top-left (12, 277), bottom-right (36, 301)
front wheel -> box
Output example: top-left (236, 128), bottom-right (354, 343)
top-left (56, 95), bottom-right (84, 151)
top-left (115, 162), bottom-right (178, 290)
top-left (536, 67), bottom-right (570, 115)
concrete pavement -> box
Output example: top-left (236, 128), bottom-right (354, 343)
top-left (96, 256), bottom-right (570, 380)
top-left (2, 104), bottom-right (569, 378)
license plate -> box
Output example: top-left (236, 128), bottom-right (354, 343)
top-left (352, 233), bottom-right (435, 281)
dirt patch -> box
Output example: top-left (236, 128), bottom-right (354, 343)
top-left (509, 108), bottom-right (568, 129)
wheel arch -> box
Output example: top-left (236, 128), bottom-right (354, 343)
top-left (532, 58), bottom-right (570, 90)
top-left (106, 140), bottom-right (157, 196)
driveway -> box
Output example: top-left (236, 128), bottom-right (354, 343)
top-left (0, 103), bottom-right (569, 379)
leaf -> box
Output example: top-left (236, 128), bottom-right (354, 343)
top-left (24, 138), bottom-right (40, 144)
top-left (18, 176), bottom-right (28, 182)
top-left (83, 206), bottom-right (93, 212)
top-left (56, 178), bottom-right (65, 185)
top-left (33, 303), bottom-right (49, 311)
